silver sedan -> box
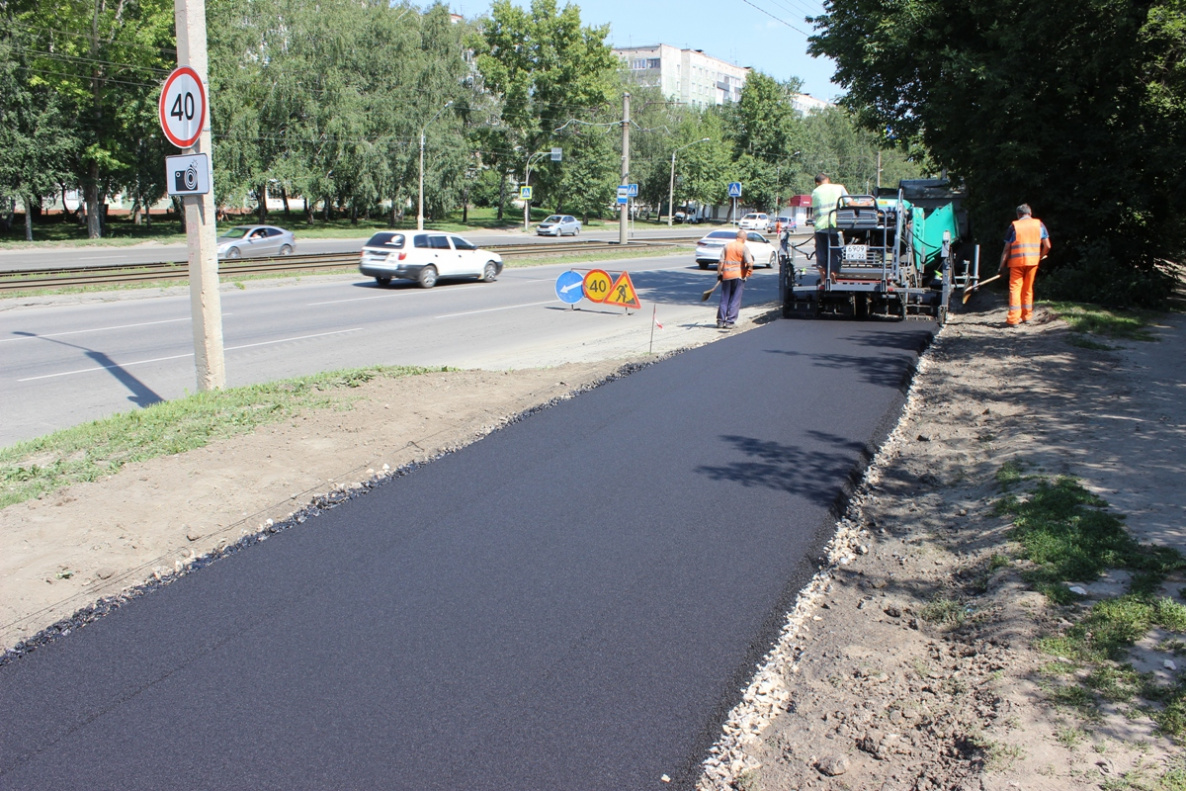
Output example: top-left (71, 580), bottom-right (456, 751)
top-left (694, 230), bottom-right (778, 270)
top-left (535, 215), bottom-right (581, 236)
top-left (217, 225), bottom-right (296, 259)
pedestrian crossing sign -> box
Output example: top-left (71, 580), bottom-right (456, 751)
top-left (604, 271), bottom-right (641, 309)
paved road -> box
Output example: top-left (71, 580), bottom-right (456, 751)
top-left (0, 317), bottom-right (933, 790)
top-left (0, 226), bottom-right (722, 271)
top-left (0, 255), bottom-right (781, 447)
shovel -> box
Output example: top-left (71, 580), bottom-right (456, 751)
top-left (701, 280), bottom-right (720, 302)
top-left (961, 273), bottom-right (1001, 304)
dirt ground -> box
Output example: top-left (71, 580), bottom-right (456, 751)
top-left (2, 290), bottom-right (1184, 789)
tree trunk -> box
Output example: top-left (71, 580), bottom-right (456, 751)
top-left (305, 196), bottom-right (314, 224)
top-left (350, 203), bottom-right (358, 225)
top-left (24, 194), bottom-right (34, 241)
top-left (132, 198), bottom-right (142, 225)
top-left (173, 196), bottom-right (186, 233)
top-left (281, 185), bottom-right (291, 219)
top-left (462, 183), bottom-right (469, 224)
top-left (322, 196), bottom-right (330, 222)
top-left (497, 173), bottom-right (505, 221)
top-left (257, 184), bottom-right (268, 223)
top-left (85, 163), bottom-right (101, 238)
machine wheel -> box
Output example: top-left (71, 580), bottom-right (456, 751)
top-left (418, 265), bottom-right (438, 289)
top-left (855, 293), bottom-right (870, 319)
top-left (279, 244), bottom-right (293, 255)
top-left (227, 247), bottom-right (241, 259)
top-left (375, 276), bottom-right (391, 286)
top-left (481, 261), bottom-right (499, 283)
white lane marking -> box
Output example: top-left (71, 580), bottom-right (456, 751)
top-left (224, 327), bottom-right (363, 351)
top-left (16, 328), bottom-right (363, 382)
top-left (434, 300), bottom-right (554, 319)
top-left (1, 317), bottom-right (193, 344)
top-left (306, 285), bottom-right (482, 306)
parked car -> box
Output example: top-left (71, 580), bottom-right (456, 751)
top-left (536, 215), bottom-right (581, 236)
top-left (359, 231), bottom-right (503, 288)
top-left (737, 212), bottom-right (773, 233)
top-left (216, 225), bottom-right (295, 259)
top-left (694, 230), bottom-right (778, 270)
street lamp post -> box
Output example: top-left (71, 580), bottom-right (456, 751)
top-left (522, 149), bottom-right (550, 232)
top-left (667, 138), bottom-right (711, 227)
top-left (418, 100), bottom-right (453, 231)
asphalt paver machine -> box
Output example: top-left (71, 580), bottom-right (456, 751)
top-left (780, 181), bottom-right (980, 322)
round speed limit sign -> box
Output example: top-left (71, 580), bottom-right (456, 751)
top-left (583, 269), bottom-right (612, 303)
top-left (158, 66), bottom-right (206, 149)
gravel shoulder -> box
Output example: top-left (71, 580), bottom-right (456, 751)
top-left (3, 289), bottom-right (1184, 789)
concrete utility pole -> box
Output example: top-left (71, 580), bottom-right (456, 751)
top-left (619, 91), bottom-right (630, 246)
top-left (175, 0), bottom-right (225, 391)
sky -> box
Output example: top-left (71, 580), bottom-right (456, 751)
top-left (457, 0), bottom-right (841, 102)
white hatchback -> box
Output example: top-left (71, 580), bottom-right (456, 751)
top-left (694, 230), bottom-right (778, 270)
top-left (738, 213), bottom-right (772, 232)
top-left (359, 231), bottom-right (504, 288)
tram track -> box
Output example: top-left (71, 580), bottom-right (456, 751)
top-left (0, 236), bottom-right (702, 292)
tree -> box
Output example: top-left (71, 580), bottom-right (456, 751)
top-left (810, 0), bottom-right (1186, 306)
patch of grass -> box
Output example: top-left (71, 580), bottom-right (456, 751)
top-left (1047, 301), bottom-right (1159, 342)
top-left (0, 364), bottom-right (441, 509)
top-left (996, 474), bottom-right (1184, 601)
top-left (995, 459), bottom-right (1026, 491)
top-left (967, 731), bottom-right (1026, 771)
top-left (1068, 335), bottom-right (1120, 351)
top-left (1055, 725), bottom-right (1088, 749)
top-left (1103, 758), bottom-right (1186, 791)
top-left (920, 597), bottom-right (968, 626)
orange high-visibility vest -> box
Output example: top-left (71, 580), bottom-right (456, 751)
top-left (720, 241), bottom-right (747, 280)
top-left (1006, 217), bottom-right (1043, 268)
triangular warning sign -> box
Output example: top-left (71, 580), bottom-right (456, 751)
top-left (604, 271), bottom-right (641, 309)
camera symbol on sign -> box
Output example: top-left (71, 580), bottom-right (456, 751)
top-left (174, 161), bottom-right (199, 192)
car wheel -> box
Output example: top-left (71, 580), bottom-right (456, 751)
top-left (375, 276), bottom-right (391, 286)
top-left (279, 244), bottom-right (293, 255)
top-left (482, 261), bottom-right (498, 283)
top-left (699, 261), bottom-right (709, 270)
top-left (573, 227), bottom-right (579, 236)
top-left (418, 265), bottom-right (438, 289)
top-left (768, 253), bottom-right (777, 269)
top-left (227, 247), bottom-right (241, 259)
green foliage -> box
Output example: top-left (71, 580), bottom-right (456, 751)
top-left (1046, 302), bottom-right (1158, 341)
top-left (810, 0), bottom-right (1186, 309)
top-left (0, 365), bottom-right (440, 509)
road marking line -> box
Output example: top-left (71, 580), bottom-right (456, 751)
top-left (435, 301), bottom-right (554, 319)
top-left (16, 328), bottom-right (363, 382)
top-left (225, 328), bottom-right (363, 351)
top-left (306, 286), bottom-right (482, 306)
top-left (1, 317), bottom-right (192, 343)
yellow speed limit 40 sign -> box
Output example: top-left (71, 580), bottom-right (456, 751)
top-left (583, 269), bottom-right (612, 303)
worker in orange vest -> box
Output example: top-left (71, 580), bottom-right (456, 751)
top-left (717, 229), bottom-right (754, 329)
top-left (998, 203), bottom-right (1051, 326)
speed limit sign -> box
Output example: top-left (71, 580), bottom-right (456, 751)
top-left (158, 66), bottom-right (206, 149)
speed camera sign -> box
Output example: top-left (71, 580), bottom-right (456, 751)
top-left (159, 66), bottom-right (206, 149)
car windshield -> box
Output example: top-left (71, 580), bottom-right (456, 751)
top-left (743, 214), bottom-right (759, 220)
top-left (705, 231), bottom-right (736, 240)
top-left (219, 227), bottom-right (252, 239)
top-left (542, 215), bottom-right (562, 223)
top-left (364, 232), bottom-right (404, 249)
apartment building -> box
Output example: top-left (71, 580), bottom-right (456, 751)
top-left (613, 44), bottom-right (749, 107)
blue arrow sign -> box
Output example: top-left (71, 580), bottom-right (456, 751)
top-left (555, 270), bottom-right (584, 304)
top-left (727, 181), bottom-right (742, 198)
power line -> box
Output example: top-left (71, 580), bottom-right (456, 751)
top-left (736, 0), bottom-right (813, 37)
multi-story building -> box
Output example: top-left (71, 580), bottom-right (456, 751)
top-left (613, 44), bottom-right (749, 107)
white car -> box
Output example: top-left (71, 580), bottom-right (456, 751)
top-left (738, 213), bottom-right (773, 232)
top-left (359, 231), bottom-right (503, 288)
top-left (536, 214), bottom-right (581, 236)
top-left (694, 229), bottom-right (778, 270)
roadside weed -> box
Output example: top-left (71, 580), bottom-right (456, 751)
top-left (0, 364), bottom-right (442, 509)
top-left (1046, 302), bottom-right (1158, 342)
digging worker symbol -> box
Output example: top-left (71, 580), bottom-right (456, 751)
top-left (998, 203), bottom-right (1051, 326)
top-left (717, 228), bottom-right (754, 329)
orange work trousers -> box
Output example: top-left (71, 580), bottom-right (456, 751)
top-left (1007, 265), bottom-right (1038, 325)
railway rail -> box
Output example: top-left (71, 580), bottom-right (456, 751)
top-left (0, 236), bottom-right (702, 292)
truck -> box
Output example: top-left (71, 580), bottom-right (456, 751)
top-left (780, 179), bottom-right (981, 323)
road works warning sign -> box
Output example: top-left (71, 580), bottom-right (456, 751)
top-left (604, 271), bottom-right (641, 309)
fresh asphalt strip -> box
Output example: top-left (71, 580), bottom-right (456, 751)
top-left (0, 317), bottom-right (935, 790)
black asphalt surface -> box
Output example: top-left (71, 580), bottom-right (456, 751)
top-left (0, 318), bottom-right (934, 790)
